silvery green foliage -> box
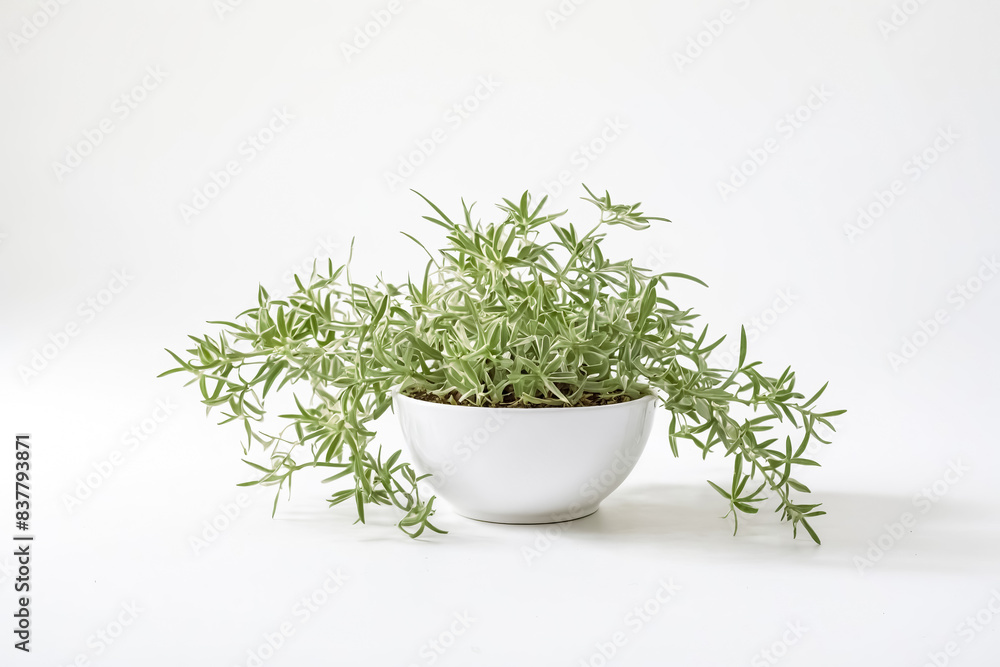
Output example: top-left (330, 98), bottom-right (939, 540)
top-left (162, 187), bottom-right (842, 542)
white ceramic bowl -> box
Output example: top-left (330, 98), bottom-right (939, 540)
top-left (393, 391), bottom-right (657, 524)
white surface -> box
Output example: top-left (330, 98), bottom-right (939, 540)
top-left (1, 1), bottom-right (999, 665)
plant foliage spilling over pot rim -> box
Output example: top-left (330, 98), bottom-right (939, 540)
top-left (161, 187), bottom-right (844, 542)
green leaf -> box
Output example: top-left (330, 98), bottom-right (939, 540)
top-left (787, 478), bottom-right (811, 493)
top-left (658, 272), bottom-right (709, 288)
top-left (738, 326), bottom-right (747, 368)
top-left (800, 519), bottom-right (821, 545)
top-left (707, 480), bottom-right (732, 500)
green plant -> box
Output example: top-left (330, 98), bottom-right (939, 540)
top-left (160, 187), bottom-right (843, 542)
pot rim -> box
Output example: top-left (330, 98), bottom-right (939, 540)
top-left (391, 387), bottom-right (657, 412)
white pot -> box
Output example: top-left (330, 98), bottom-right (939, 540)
top-left (393, 391), bottom-right (657, 524)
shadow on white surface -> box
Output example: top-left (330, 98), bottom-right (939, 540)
top-left (562, 483), bottom-right (1000, 573)
top-left (263, 478), bottom-right (999, 575)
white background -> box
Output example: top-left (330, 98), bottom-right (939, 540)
top-left (2, 0), bottom-right (999, 665)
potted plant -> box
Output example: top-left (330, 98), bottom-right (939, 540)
top-left (161, 187), bottom-right (843, 542)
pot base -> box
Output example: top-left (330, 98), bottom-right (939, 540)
top-left (457, 505), bottom-right (599, 525)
